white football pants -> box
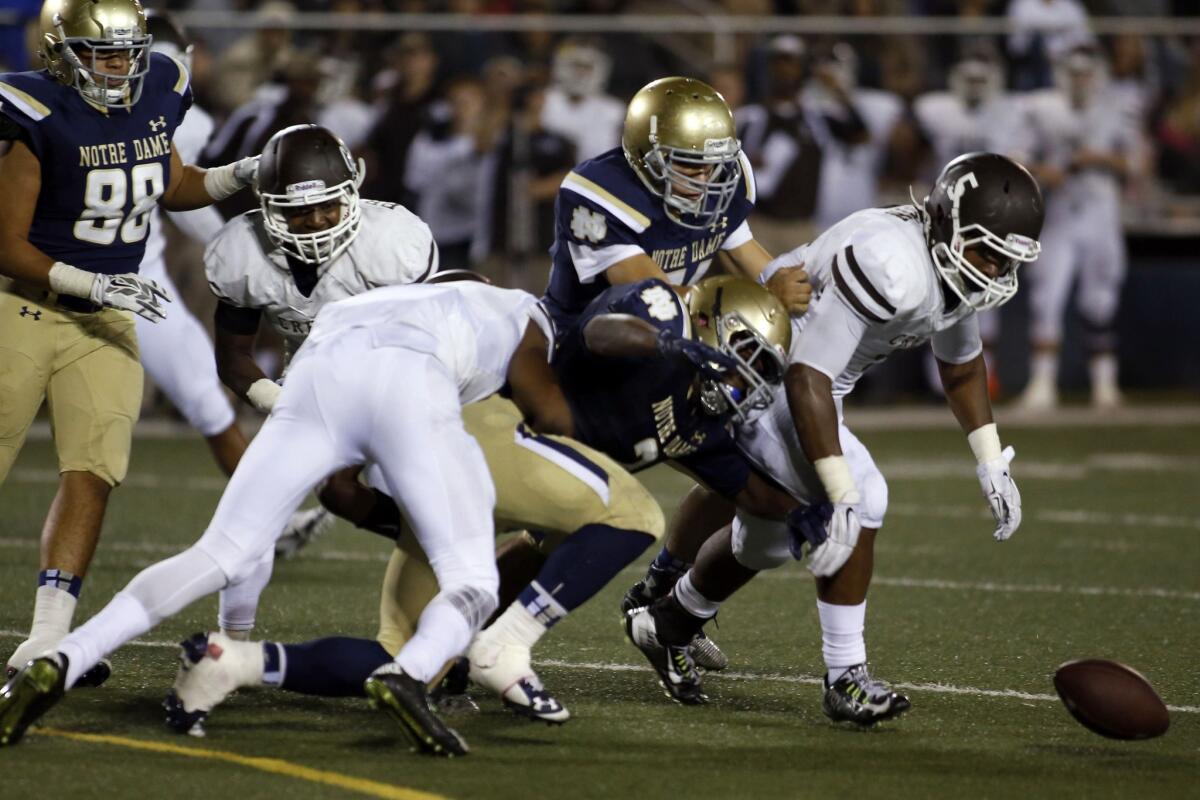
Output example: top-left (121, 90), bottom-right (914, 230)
top-left (135, 256), bottom-right (236, 437)
top-left (57, 332), bottom-right (499, 687)
top-left (1026, 197), bottom-right (1126, 349)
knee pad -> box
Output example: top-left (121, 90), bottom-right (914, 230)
top-left (856, 466), bottom-right (888, 530)
top-left (731, 514), bottom-right (792, 572)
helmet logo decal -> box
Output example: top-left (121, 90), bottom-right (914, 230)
top-left (286, 179), bottom-right (327, 195)
top-left (947, 171), bottom-right (979, 203)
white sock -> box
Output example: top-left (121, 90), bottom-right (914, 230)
top-left (1089, 353), bottom-right (1119, 394)
top-left (6, 584), bottom-right (79, 670)
top-left (395, 598), bottom-right (474, 683)
top-left (1030, 351), bottom-right (1058, 387)
top-left (58, 593), bottom-right (152, 688)
top-left (217, 548), bottom-right (274, 637)
top-left (674, 571), bottom-right (721, 619)
top-left (485, 603), bottom-right (548, 650)
top-left (817, 599), bottom-right (867, 683)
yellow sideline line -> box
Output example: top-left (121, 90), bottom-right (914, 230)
top-left (35, 728), bottom-right (451, 800)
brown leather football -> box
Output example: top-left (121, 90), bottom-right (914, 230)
top-left (1053, 659), bottom-right (1170, 740)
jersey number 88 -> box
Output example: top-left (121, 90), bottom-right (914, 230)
top-left (73, 163), bottom-right (165, 246)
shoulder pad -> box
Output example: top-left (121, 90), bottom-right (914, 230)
top-left (355, 201), bottom-right (438, 285)
top-left (561, 155), bottom-right (655, 234)
top-left (830, 217), bottom-right (926, 323)
top-left (148, 52), bottom-right (191, 99)
top-left (606, 278), bottom-right (690, 336)
top-left (0, 73), bottom-right (55, 125)
top-left (204, 213), bottom-right (269, 306)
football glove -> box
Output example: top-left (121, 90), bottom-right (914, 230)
top-left (656, 328), bottom-right (737, 380)
top-left (90, 273), bottom-right (172, 322)
top-left (977, 445), bottom-right (1021, 541)
top-left (786, 500), bottom-right (862, 577)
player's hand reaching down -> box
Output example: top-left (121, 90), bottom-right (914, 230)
top-left (656, 328), bottom-right (738, 380)
top-left (48, 262), bottom-right (172, 322)
top-left (786, 500), bottom-right (863, 577)
top-left (977, 445), bottom-right (1021, 541)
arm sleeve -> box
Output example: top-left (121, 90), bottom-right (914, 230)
top-left (214, 300), bottom-right (262, 336)
top-left (931, 313), bottom-right (984, 365)
top-left (600, 279), bottom-right (689, 338)
top-left (791, 286), bottom-right (871, 382)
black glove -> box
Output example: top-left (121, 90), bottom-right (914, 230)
top-left (656, 328), bottom-right (738, 380)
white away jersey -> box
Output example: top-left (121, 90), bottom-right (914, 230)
top-left (302, 281), bottom-right (554, 405)
top-left (205, 199), bottom-right (438, 346)
top-left (778, 205), bottom-right (981, 398)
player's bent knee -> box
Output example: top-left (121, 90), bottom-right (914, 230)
top-left (858, 467), bottom-right (888, 530)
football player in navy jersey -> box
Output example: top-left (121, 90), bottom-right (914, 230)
top-left (542, 76), bottom-right (811, 330)
top-left (0, 0), bottom-right (258, 681)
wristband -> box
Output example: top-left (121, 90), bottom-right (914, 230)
top-left (967, 423), bottom-right (1003, 465)
top-left (813, 454), bottom-right (857, 504)
top-left (203, 162), bottom-right (245, 202)
top-left (47, 262), bottom-right (97, 301)
top-left (246, 378), bottom-right (282, 414)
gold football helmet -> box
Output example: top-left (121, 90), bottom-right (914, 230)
top-left (686, 276), bottom-right (791, 423)
top-left (622, 77), bottom-right (742, 230)
top-left (39, 0), bottom-right (152, 108)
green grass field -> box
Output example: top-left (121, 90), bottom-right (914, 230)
top-left (2, 411), bottom-right (1197, 800)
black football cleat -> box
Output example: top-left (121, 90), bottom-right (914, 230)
top-left (822, 664), bottom-right (911, 727)
top-left (0, 655), bottom-right (68, 746)
top-left (622, 579), bottom-right (729, 673)
top-left (365, 667), bottom-right (469, 757)
top-left (74, 658), bottom-right (113, 689)
top-left (624, 608), bottom-right (707, 706)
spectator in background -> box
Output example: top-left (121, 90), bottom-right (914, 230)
top-left (362, 32), bottom-right (441, 207)
top-left (317, 56), bottom-right (377, 151)
top-left (1006, 0), bottom-right (1092, 90)
top-left (474, 78), bottom-right (576, 289)
top-left (540, 38), bottom-right (624, 162)
top-left (210, 1), bottom-right (296, 113)
top-left (1016, 45), bottom-right (1139, 410)
top-left (405, 76), bottom-right (495, 270)
top-left (202, 52), bottom-right (326, 219)
top-left (736, 35), bottom-right (825, 254)
top-left (1157, 39), bottom-right (1200, 195)
top-left (805, 41), bottom-right (902, 230)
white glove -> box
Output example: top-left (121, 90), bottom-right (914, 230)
top-left (233, 155), bottom-right (260, 188)
top-left (49, 262), bottom-right (171, 322)
top-left (977, 445), bottom-right (1021, 541)
top-left (786, 495), bottom-right (863, 577)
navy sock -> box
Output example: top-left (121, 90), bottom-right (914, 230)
top-left (275, 637), bottom-right (392, 697)
top-left (644, 546), bottom-right (690, 595)
top-left (518, 524), bottom-right (654, 616)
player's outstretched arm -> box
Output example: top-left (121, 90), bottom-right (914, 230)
top-left (740, 241), bottom-right (812, 314)
top-left (213, 301), bottom-right (276, 413)
top-left (583, 313), bottom-right (735, 378)
top-left (605, 254), bottom-right (687, 296)
top-left (160, 149), bottom-right (258, 212)
top-left (506, 322), bottom-right (575, 438)
top-left (938, 353), bottom-right (1022, 541)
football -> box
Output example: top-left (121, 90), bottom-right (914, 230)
top-left (1053, 659), bottom-right (1170, 740)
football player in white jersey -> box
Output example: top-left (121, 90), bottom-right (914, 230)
top-left (539, 38), bottom-right (624, 162)
top-left (1014, 45), bottom-right (1139, 410)
top-left (202, 123), bottom-right (436, 632)
top-left (914, 47), bottom-right (1023, 395)
top-left (0, 280), bottom-right (571, 756)
top-left (137, 14), bottom-right (327, 556)
top-left (626, 153), bottom-right (1044, 724)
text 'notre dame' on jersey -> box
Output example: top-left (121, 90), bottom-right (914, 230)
top-left (543, 147), bottom-right (757, 328)
top-left (0, 52), bottom-right (192, 277)
top-left (553, 278), bottom-right (751, 500)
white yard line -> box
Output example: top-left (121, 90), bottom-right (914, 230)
top-left (1, 628), bottom-right (1193, 714)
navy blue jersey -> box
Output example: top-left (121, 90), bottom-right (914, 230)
top-left (542, 147), bottom-right (757, 329)
top-left (0, 53), bottom-right (192, 277)
top-left (554, 278), bottom-right (751, 499)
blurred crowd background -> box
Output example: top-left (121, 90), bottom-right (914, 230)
top-left (2, 0), bottom-right (1198, 402)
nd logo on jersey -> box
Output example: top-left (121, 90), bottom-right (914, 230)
top-left (571, 207), bottom-right (607, 243)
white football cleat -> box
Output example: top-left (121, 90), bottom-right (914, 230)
top-left (275, 507), bottom-right (335, 560)
top-left (467, 636), bottom-right (569, 724)
top-left (163, 632), bottom-right (262, 736)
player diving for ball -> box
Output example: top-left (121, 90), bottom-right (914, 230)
top-left (624, 153), bottom-right (1045, 724)
top-left (0, 0), bottom-right (257, 681)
